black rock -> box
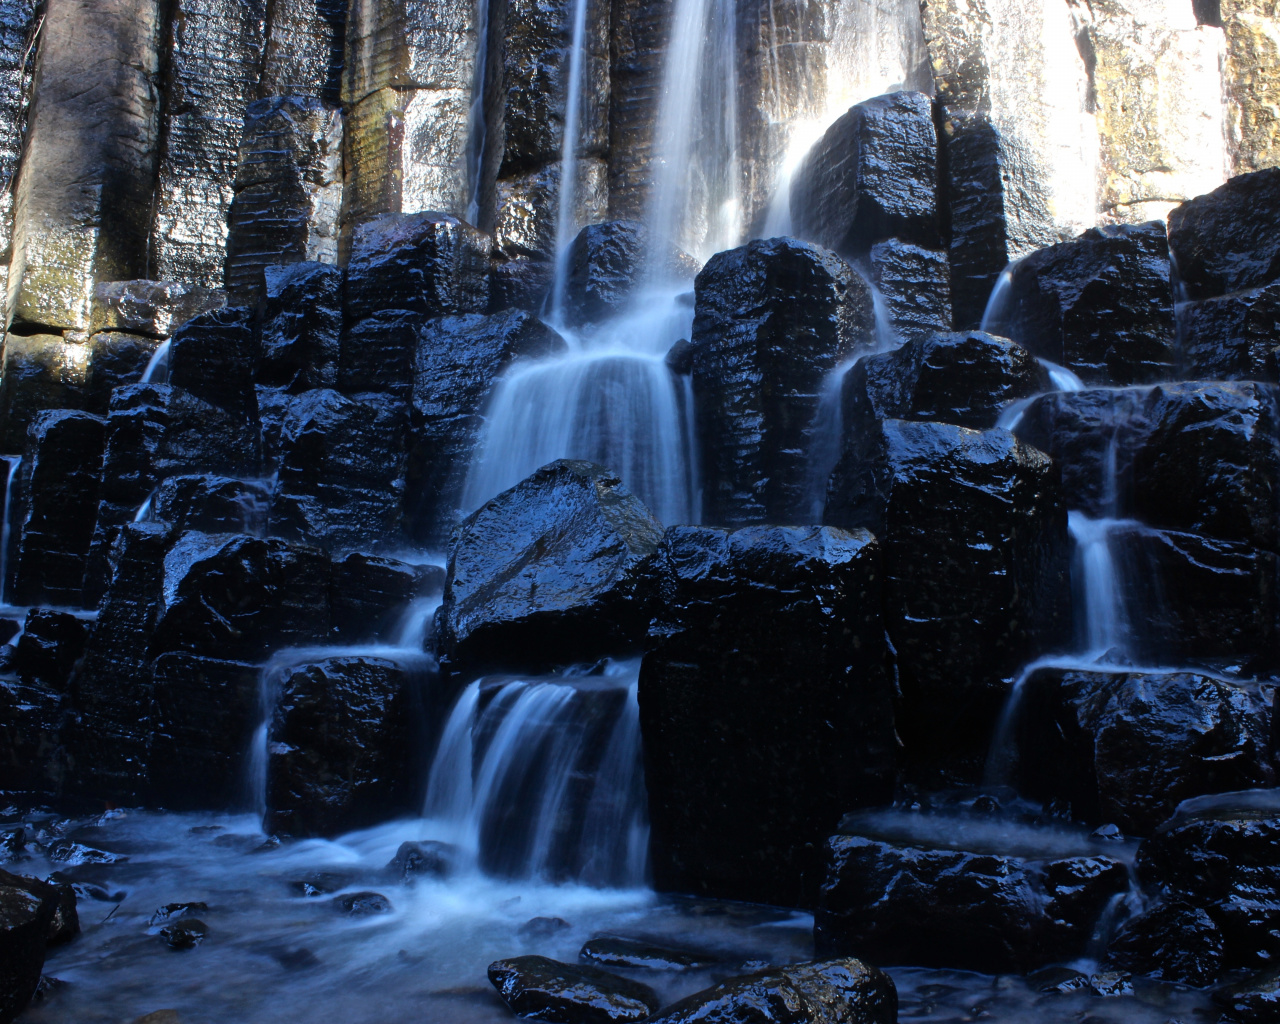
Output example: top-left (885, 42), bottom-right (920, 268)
top-left (640, 525), bottom-right (893, 907)
top-left (1176, 281), bottom-right (1280, 382)
top-left (487, 954), bottom-right (661, 1024)
top-left (868, 239), bottom-right (952, 344)
top-left (338, 310), bottom-right (425, 399)
top-left (0, 870), bottom-right (76, 949)
top-left (265, 656), bottom-right (421, 838)
top-left (988, 222), bottom-right (1174, 386)
top-left (1014, 669), bottom-right (1274, 835)
top-left (842, 330), bottom-right (1049, 434)
top-left (167, 307), bottom-right (260, 421)
top-left (407, 309), bottom-right (566, 545)
top-left (333, 892), bottom-right (392, 916)
top-left (153, 475), bottom-right (271, 534)
top-left (518, 916), bottom-right (572, 941)
top-left (289, 872), bottom-right (353, 897)
top-left (257, 262), bottom-right (341, 392)
top-left (1214, 967), bottom-right (1280, 1024)
top-left (330, 553), bottom-right (441, 645)
top-left (83, 332), bottom-right (164, 415)
top-left (646, 958), bottom-right (897, 1024)
top-left (1167, 167), bottom-right (1280, 300)
top-left (161, 918), bottom-right (207, 950)
top-left (11, 610), bottom-right (88, 691)
top-left (43, 840), bottom-right (123, 867)
top-left (562, 221), bottom-right (699, 326)
top-left (579, 935), bottom-right (718, 972)
top-left (0, 873), bottom-right (55, 1023)
top-left (386, 841), bottom-right (456, 882)
top-left (664, 339), bottom-right (693, 375)
top-left (0, 335), bottom-right (87, 454)
top-left (439, 460), bottom-right (663, 678)
top-left (815, 825), bottom-right (1129, 973)
top-left (155, 383), bottom-right (262, 480)
top-left (1107, 899), bottom-right (1224, 986)
top-left (691, 236), bottom-right (875, 526)
top-left (1026, 965), bottom-right (1091, 994)
top-left (825, 420), bottom-right (1069, 781)
top-left (791, 91), bottom-right (939, 259)
top-left (90, 280), bottom-right (226, 340)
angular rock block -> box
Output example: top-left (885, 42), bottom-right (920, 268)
top-left (604, 0), bottom-right (666, 223)
top-left (1177, 281), bottom-right (1280, 382)
top-left (438, 460), bottom-right (663, 678)
top-left (1224, 0), bottom-right (1280, 176)
top-left (343, 212), bottom-right (491, 323)
top-left (12, 410), bottom-right (106, 607)
top-left (0, 870), bottom-right (61, 1023)
top-left (167, 306), bottom-right (259, 420)
top-left (7, 0), bottom-right (160, 331)
top-left (691, 237), bottom-right (875, 526)
top-left (330, 552), bottom-right (441, 645)
top-left (148, 653), bottom-right (260, 809)
top-left (1014, 668), bottom-right (1275, 835)
top-left (257, 262), bottom-right (341, 391)
top-left (842, 330), bottom-right (1049, 434)
top-left (407, 309), bottom-right (565, 545)
top-left (153, 475), bottom-right (271, 534)
top-left (868, 239), bottom-right (951, 344)
top-left (149, 0), bottom-right (266, 286)
top-left (342, 0), bottom-right (478, 104)
top-left (815, 820), bottom-right (1129, 973)
top-left (646, 959), bottom-right (897, 1024)
top-left (989, 222), bottom-right (1175, 385)
top-left (0, 0), bottom-right (39, 307)
top-left (337, 310), bottom-right (425, 398)
top-left (1137, 796), bottom-right (1280, 972)
top-left (90, 280), bottom-right (226, 339)
top-left (224, 97), bottom-right (342, 304)
top-left (82, 332), bottom-right (162, 415)
top-left (11, 609), bottom-right (89, 690)
top-left (826, 420), bottom-right (1070, 780)
top-left (1107, 899), bottom-right (1224, 987)
top-left (639, 524), bottom-right (893, 906)
top-left (561, 221), bottom-right (698, 326)
top-left (790, 90), bottom-right (939, 260)
top-left (1168, 167), bottom-right (1280, 300)
top-left (154, 385), bottom-right (263, 480)
top-left (268, 388), bottom-right (409, 552)
top-left (0, 333), bottom-right (87, 453)
top-left (259, 0), bottom-right (346, 102)
top-left (0, 677), bottom-right (66, 797)
top-left (265, 655), bottom-right (421, 837)
top-left (488, 955), bottom-right (661, 1024)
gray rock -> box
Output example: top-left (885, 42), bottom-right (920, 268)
top-left (260, 0), bottom-right (345, 103)
top-left (90, 280), bottom-right (226, 338)
top-left (0, 334), bottom-right (87, 453)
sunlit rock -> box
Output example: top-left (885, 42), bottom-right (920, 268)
top-left (259, 0), bottom-right (345, 102)
top-left (0, 0), bottom-right (43, 321)
top-left (640, 524), bottom-right (893, 907)
top-left (1223, 0), bottom-right (1280, 176)
top-left (0, 334), bottom-right (88, 451)
top-left (867, 239), bottom-right (951, 344)
top-left (90, 280), bottom-right (226, 340)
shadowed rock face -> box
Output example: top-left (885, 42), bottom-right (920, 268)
top-left (1169, 168), bottom-right (1280, 300)
top-left (1107, 899), bottom-right (1224, 987)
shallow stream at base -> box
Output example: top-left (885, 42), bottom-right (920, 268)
top-left (7, 809), bottom-right (1215, 1024)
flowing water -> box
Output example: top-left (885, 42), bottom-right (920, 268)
top-left (139, 340), bottom-right (171, 385)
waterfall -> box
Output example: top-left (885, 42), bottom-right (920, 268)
top-left (465, 0), bottom-right (492, 226)
top-left (423, 662), bottom-right (649, 888)
top-left (547, 0), bottom-right (591, 322)
top-left (140, 339), bottom-right (171, 384)
top-left (0, 455), bottom-right (19, 604)
top-left (1068, 511), bottom-right (1133, 660)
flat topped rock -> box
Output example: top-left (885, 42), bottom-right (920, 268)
top-left (488, 954), bottom-right (661, 1024)
top-left (579, 935), bottom-right (720, 972)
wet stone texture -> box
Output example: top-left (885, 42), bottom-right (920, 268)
top-left (640, 525), bottom-right (894, 907)
top-left (257, 262), bottom-right (341, 392)
top-left (488, 954), bottom-right (661, 1024)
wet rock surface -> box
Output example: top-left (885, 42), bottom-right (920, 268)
top-left (488, 954), bottom-right (660, 1024)
top-left (561, 221), bottom-right (698, 327)
top-left (1106, 899), bottom-right (1224, 986)
top-left (1168, 168), bottom-right (1280, 300)
top-left (578, 935), bottom-right (719, 972)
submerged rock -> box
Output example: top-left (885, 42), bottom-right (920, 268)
top-left (579, 935), bottom-right (719, 972)
top-left (438, 460), bottom-right (663, 678)
top-left (487, 955), bottom-right (661, 1024)
top-left (333, 892), bottom-right (392, 917)
top-left (385, 841), bottom-right (456, 883)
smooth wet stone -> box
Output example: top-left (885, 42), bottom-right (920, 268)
top-left (1214, 967), bottom-right (1280, 1024)
top-left (148, 902), bottom-right (208, 927)
top-left (867, 239), bottom-right (952, 344)
top-left (0, 874), bottom-right (53, 1023)
top-left (439, 460), bottom-right (663, 678)
top-left (385, 841), bottom-right (456, 882)
top-left (160, 918), bottom-right (207, 949)
top-left (1168, 168), bottom-right (1280, 300)
top-left (152, 475), bottom-right (270, 534)
top-left (488, 955), bottom-right (661, 1024)
top-left (333, 892), bottom-right (392, 916)
top-left (825, 419), bottom-right (1069, 781)
top-left (815, 828), bottom-right (1129, 973)
top-left (579, 935), bottom-right (719, 972)
top-left (646, 958), bottom-right (897, 1024)
top-left (90, 281), bottom-right (226, 339)
top-left (1025, 965), bottom-right (1091, 994)
top-left (257, 263), bottom-right (341, 392)
top-left (339, 310), bottom-right (428, 399)
top-left (1177, 281), bottom-right (1280, 383)
top-left (1107, 899), bottom-right (1224, 986)
top-left (1015, 669), bottom-right (1274, 835)
top-left (265, 657), bottom-right (421, 838)
top-left (691, 236), bottom-right (875, 526)
top-left (0, 334), bottom-right (88, 452)
top-left (11, 610), bottom-right (88, 690)
top-left (842, 330), bottom-right (1049, 434)
top-left (640, 524), bottom-right (893, 906)
top-left (0, 870), bottom-right (76, 948)
top-left (988, 222), bottom-right (1174, 386)
top-left (561, 221), bottom-right (699, 327)
top-left (167, 307), bottom-right (259, 422)
top-left (288, 871), bottom-right (354, 897)
top-left (407, 309), bottom-right (566, 546)
top-left (518, 917), bottom-right (571, 942)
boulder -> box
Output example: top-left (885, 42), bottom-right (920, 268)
top-left (640, 525), bottom-right (893, 907)
top-left (11, 610), bottom-right (88, 690)
top-left (1167, 168), bottom-right (1280, 300)
top-left (407, 310), bottom-right (566, 545)
top-left (1106, 899), bottom-right (1224, 986)
top-left (825, 419), bottom-right (1070, 781)
top-left (1176, 281), bottom-right (1280, 382)
top-left (867, 239), bottom-right (951, 344)
top-left (12, 410), bottom-right (106, 606)
top-left (439, 460), bottom-right (663, 678)
top-left (265, 656), bottom-right (422, 838)
top-left (815, 814), bottom-right (1129, 973)
top-left (89, 280), bottom-right (226, 339)
top-left (1013, 669), bottom-right (1275, 835)
top-left (487, 955), bottom-right (661, 1024)
top-left (561, 221), bottom-right (699, 326)
top-left (646, 959), bottom-right (897, 1024)
top-left (986, 222), bottom-right (1175, 386)
top-left (691, 237), bottom-right (875, 526)
top-left (841, 331), bottom-right (1049, 435)
top-left (257, 262), bottom-right (341, 392)
top-left (153, 475), bottom-right (271, 534)
top-left (0, 874), bottom-right (54, 1023)
top-left (385, 840), bottom-right (456, 882)
top-left (268, 389), bottom-right (409, 552)
top-left (790, 91), bottom-right (939, 260)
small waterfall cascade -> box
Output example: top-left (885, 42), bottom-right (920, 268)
top-left (140, 339), bottom-right (171, 384)
top-left (423, 661), bottom-right (649, 889)
top-left (464, 0), bottom-right (493, 226)
top-left (547, 0), bottom-right (591, 322)
top-left (0, 454), bottom-right (19, 604)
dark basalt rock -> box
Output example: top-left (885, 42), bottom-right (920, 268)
top-left (646, 958), bottom-right (897, 1024)
top-left (0, 874), bottom-right (54, 1024)
top-left (408, 310), bottom-right (566, 545)
top-left (1214, 967), bottom-right (1280, 1024)
top-left (579, 935), bottom-right (719, 972)
top-left (153, 475), bottom-right (270, 534)
top-left (1176, 281), bottom-right (1280, 383)
top-left (815, 827), bottom-right (1129, 974)
top-left (83, 332), bottom-right (163, 415)
top-left (160, 918), bottom-right (207, 949)
top-left (90, 280), bottom-right (226, 340)
top-left (988, 222), bottom-right (1175, 386)
top-left (790, 91), bottom-right (940, 260)
top-left (1106, 899), bottom-right (1224, 986)
top-left (1167, 167), bottom-right (1280, 300)
top-left (868, 239), bottom-right (952, 344)
top-left (1014, 669), bottom-right (1275, 835)
top-left (11, 610), bottom-right (88, 690)
top-left (561, 221), bottom-right (699, 326)
top-left (385, 840), bottom-right (456, 882)
top-left (0, 335), bottom-right (88, 454)
top-left (487, 954), bottom-right (661, 1024)
top-left (148, 654), bottom-right (260, 810)
top-left (825, 420), bottom-right (1069, 782)
top-left (154, 384), bottom-right (263, 480)
top-left (343, 212), bottom-right (491, 325)
top-left (167, 307), bottom-right (260, 421)
top-left (842, 330), bottom-right (1049, 434)
top-left (12, 410), bottom-right (106, 607)
top-left (0, 680), bottom-right (63, 796)
top-left (265, 656), bottom-right (420, 838)
top-left (639, 524), bottom-right (893, 907)
top-left (268, 389), bottom-right (408, 552)
top-left (1137, 797), bottom-right (1280, 972)
top-left (257, 262), bottom-right (341, 392)
top-left (331, 554), bottom-right (442, 645)
top-left (338, 310), bottom-right (424, 399)
top-left (691, 236), bottom-right (875, 526)
top-left (439, 460), bottom-right (663, 679)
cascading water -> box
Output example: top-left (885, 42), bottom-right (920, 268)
top-left (0, 454), bottom-right (20, 604)
top-left (464, 0), bottom-right (492, 226)
top-left (140, 339), bottom-right (171, 384)
top-left (547, 0), bottom-right (590, 322)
